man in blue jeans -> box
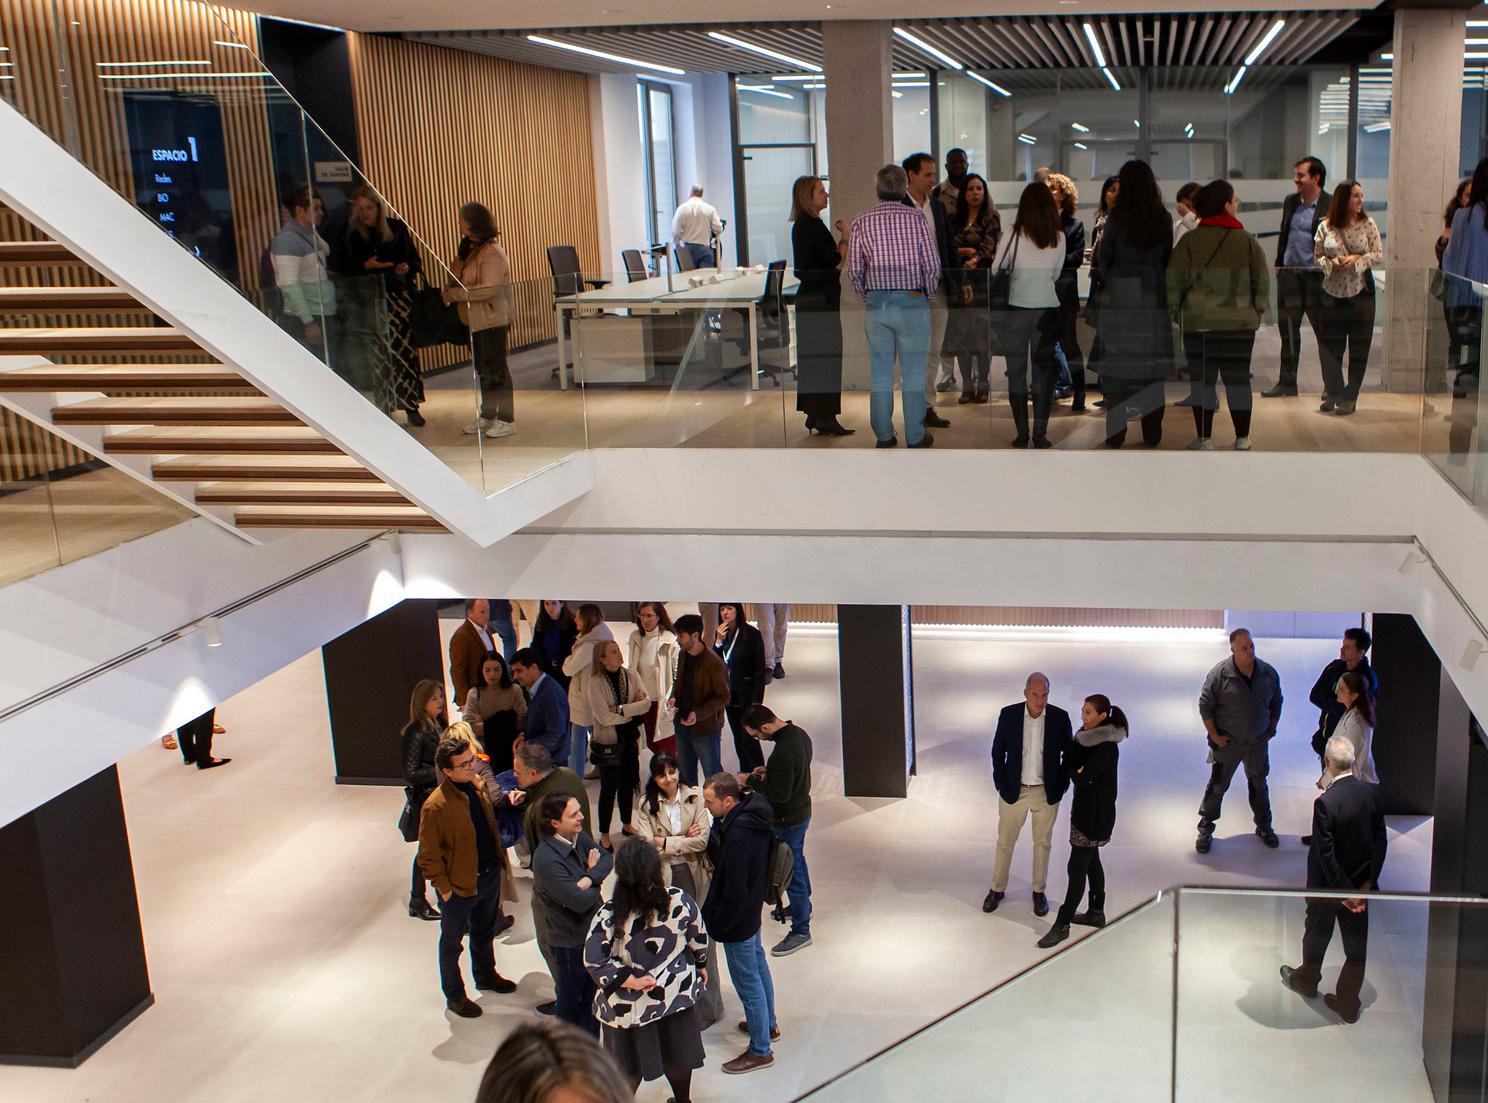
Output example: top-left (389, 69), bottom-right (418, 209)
top-left (847, 163), bottom-right (943, 449)
top-left (702, 773), bottom-right (778, 1075)
top-left (667, 614), bottom-right (731, 785)
top-left (741, 704), bottom-right (813, 956)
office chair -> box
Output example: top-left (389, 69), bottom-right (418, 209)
top-left (755, 259), bottom-right (789, 388)
top-left (621, 249), bottom-right (648, 282)
top-left (674, 245), bottom-right (697, 272)
top-left (546, 245), bottom-right (609, 381)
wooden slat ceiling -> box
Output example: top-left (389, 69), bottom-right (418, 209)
top-left (409, 9), bottom-right (1363, 78)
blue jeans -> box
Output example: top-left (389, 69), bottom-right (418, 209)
top-left (675, 726), bottom-right (722, 787)
top-left (553, 943), bottom-right (597, 1036)
top-left (775, 819), bottom-right (812, 937)
top-left (864, 289), bottom-right (930, 444)
top-left (437, 865), bottom-right (503, 1000)
top-left (491, 618), bottom-right (517, 660)
top-left (723, 932), bottom-right (777, 1055)
top-left (569, 723), bottom-right (591, 776)
top-left (683, 242), bottom-right (716, 268)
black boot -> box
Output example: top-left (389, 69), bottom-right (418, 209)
top-left (1072, 893), bottom-right (1106, 928)
top-left (1010, 395), bottom-right (1030, 448)
top-left (1037, 920), bottom-right (1072, 948)
top-left (409, 895), bottom-right (441, 921)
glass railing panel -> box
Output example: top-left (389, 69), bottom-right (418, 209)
top-left (1421, 269), bottom-right (1484, 505)
top-left (574, 266), bottom-right (789, 449)
top-left (798, 893), bottom-right (1176, 1100)
top-left (0, 0), bottom-right (494, 491)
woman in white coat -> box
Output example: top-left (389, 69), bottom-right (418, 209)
top-left (1329, 669), bottom-right (1378, 784)
top-left (563, 603), bottom-right (614, 779)
top-left (587, 640), bottom-right (651, 849)
top-left (628, 602), bottom-right (680, 758)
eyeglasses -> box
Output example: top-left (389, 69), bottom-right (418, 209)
top-left (450, 757), bottom-right (476, 770)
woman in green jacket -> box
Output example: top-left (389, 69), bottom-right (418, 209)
top-left (1166, 180), bottom-right (1271, 451)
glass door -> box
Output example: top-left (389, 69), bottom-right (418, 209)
top-left (739, 144), bottom-right (815, 266)
top-left (639, 81), bottom-right (678, 249)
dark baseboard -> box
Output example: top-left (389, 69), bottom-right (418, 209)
top-left (334, 775), bottom-right (404, 787)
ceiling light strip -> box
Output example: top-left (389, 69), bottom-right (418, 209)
top-left (893, 26), bottom-right (962, 71)
top-left (707, 31), bottom-right (820, 73)
top-left (527, 34), bottom-right (685, 76)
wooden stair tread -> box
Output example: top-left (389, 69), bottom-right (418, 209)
top-left (0, 364), bottom-right (255, 392)
top-left (53, 397), bottom-right (299, 425)
top-left (195, 482), bottom-right (409, 505)
top-left (153, 456), bottom-right (379, 482)
top-left (0, 241), bottom-right (76, 263)
top-left (105, 427), bottom-right (340, 454)
top-left (234, 507), bottom-right (444, 530)
top-left (0, 327), bottom-right (199, 352)
top-left (0, 286), bottom-right (142, 310)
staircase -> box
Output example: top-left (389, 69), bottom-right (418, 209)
top-left (0, 226), bottom-right (445, 534)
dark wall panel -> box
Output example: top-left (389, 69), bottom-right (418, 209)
top-left (837, 604), bottom-right (915, 798)
top-left (1372, 612), bottom-right (1441, 815)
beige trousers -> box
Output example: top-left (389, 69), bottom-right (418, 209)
top-left (992, 784), bottom-right (1060, 893)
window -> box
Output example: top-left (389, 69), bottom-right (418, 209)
top-left (638, 81), bottom-right (678, 248)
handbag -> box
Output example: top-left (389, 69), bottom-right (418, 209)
top-left (589, 738), bottom-right (621, 766)
top-left (397, 786), bottom-right (420, 843)
top-left (987, 233), bottom-right (1020, 313)
top-left (410, 273), bottom-right (469, 348)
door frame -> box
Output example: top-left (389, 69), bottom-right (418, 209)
top-left (638, 79), bottom-right (678, 249)
top-left (735, 142), bottom-right (818, 266)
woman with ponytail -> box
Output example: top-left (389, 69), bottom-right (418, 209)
top-left (1038, 694), bottom-right (1128, 948)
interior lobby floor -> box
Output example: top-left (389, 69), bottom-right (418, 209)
top-left (0, 627), bottom-right (1433, 1102)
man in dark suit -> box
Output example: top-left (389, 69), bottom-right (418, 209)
top-left (902, 151), bottom-right (960, 429)
top-left (1281, 735), bottom-right (1388, 1024)
top-left (1308, 626), bottom-right (1379, 761)
top-left (986, 672), bottom-right (1074, 917)
top-left (1266, 155), bottom-right (1327, 397)
top-left (449, 598), bottom-right (496, 706)
top-left (510, 647), bottom-right (571, 767)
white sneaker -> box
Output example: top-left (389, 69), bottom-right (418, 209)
top-left (1234, 436), bottom-right (1253, 451)
top-left (484, 420), bottom-right (516, 439)
top-left (462, 418), bottom-right (492, 435)
top-left (1186, 437), bottom-right (1214, 451)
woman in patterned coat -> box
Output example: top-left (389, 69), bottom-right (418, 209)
top-left (584, 837), bottom-right (708, 1099)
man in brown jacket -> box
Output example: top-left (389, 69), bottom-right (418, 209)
top-left (668, 613), bottom-right (731, 786)
top-left (417, 735), bottom-right (517, 1017)
top-left (449, 599), bottom-right (496, 706)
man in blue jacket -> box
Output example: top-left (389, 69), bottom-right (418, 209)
top-left (511, 647), bottom-right (571, 767)
top-left (986, 672), bottom-right (1073, 917)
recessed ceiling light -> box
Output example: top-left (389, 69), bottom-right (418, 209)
top-left (967, 71), bottom-right (1012, 97)
top-left (708, 30), bottom-right (821, 72)
top-left (893, 26), bottom-right (962, 70)
top-left (527, 34), bottom-right (684, 75)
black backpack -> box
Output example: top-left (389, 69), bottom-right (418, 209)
top-left (766, 834), bottom-right (795, 924)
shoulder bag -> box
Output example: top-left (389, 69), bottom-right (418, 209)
top-left (987, 233), bottom-right (1020, 313)
top-left (1173, 229), bottom-right (1233, 316)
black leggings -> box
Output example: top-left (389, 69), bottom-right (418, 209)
top-left (1056, 845), bottom-right (1106, 925)
top-left (597, 734), bottom-right (640, 833)
top-left (411, 854), bottom-right (428, 900)
top-left (1182, 329), bottom-right (1255, 440)
top-left (628, 1067), bottom-right (693, 1102)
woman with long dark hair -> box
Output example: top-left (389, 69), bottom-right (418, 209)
top-left (713, 602), bottom-right (767, 771)
top-left (628, 601), bottom-right (680, 756)
top-left (790, 175), bottom-right (854, 436)
top-left (584, 837), bottom-right (708, 1099)
top-left (946, 173), bottom-right (1001, 405)
top-left (1441, 157), bottom-right (1488, 392)
top-left (461, 653), bottom-right (526, 775)
top-left (991, 182), bottom-right (1065, 448)
top-left (1088, 175), bottom-right (1119, 261)
top-left (1093, 160), bottom-right (1174, 448)
top-left (1314, 181), bottom-right (1383, 416)
top-left (401, 677), bottom-right (446, 921)
top-left (446, 201), bottom-right (516, 439)
top-left (533, 599), bottom-right (579, 690)
top-left (1038, 694), bottom-right (1128, 948)
top-left (342, 185), bottom-right (426, 424)
top-left (1330, 670), bottom-right (1378, 784)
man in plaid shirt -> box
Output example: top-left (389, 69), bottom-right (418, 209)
top-left (848, 164), bottom-right (942, 448)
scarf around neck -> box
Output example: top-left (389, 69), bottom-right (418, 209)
top-left (1198, 213), bottom-right (1244, 230)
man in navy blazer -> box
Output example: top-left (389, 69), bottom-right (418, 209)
top-left (986, 673), bottom-right (1073, 917)
top-left (511, 647), bottom-right (571, 766)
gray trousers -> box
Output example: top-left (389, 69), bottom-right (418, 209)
top-left (758, 604), bottom-right (790, 668)
top-left (1198, 739), bottom-right (1272, 830)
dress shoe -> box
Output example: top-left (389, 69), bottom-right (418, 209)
top-left (1196, 831), bottom-right (1212, 854)
top-left (1324, 993), bottom-right (1360, 1024)
top-left (1011, 434), bottom-right (1029, 449)
top-left (196, 756), bottom-right (231, 770)
top-left (1300, 834), bottom-right (1313, 846)
top-left (494, 912), bottom-right (515, 935)
top-left (1256, 826), bottom-right (1280, 848)
top-left (875, 436), bottom-right (898, 449)
top-left (737, 1020), bottom-right (781, 1041)
top-left (815, 417), bottom-right (855, 436)
top-left (1037, 922), bottom-right (1071, 949)
top-left (1071, 908), bottom-right (1106, 928)
top-left (1032, 892), bottom-right (1049, 917)
top-left (1319, 396), bottom-right (1336, 413)
top-left (958, 391), bottom-right (976, 404)
top-left (405, 408), bottom-right (426, 427)
top-left (1261, 385), bottom-right (1297, 398)
top-left (1333, 399), bottom-right (1356, 416)
top-left (409, 896), bottom-right (442, 921)
top-left (535, 1000), bottom-right (557, 1017)
top-left (773, 663), bottom-right (785, 679)
top-left (923, 410), bottom-right (951, 429)
top-left (1280, 965), bottom-right (1318, 1000)
top-left (973, 388), bottom-right (990, 404)
top-left (722, 1050), bottom-right (775, 1075)
top-left (1032, 435), bottom-right (1053, 449)
top-left (475, 973), bottom-right (518, 994)
top-left (981, 889), bottom-right (1004, 914)
top-left (908, 432), bottom-right (935, 449)
top-left (447, 996), bottom-right (482, 1018)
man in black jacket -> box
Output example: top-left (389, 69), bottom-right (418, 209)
top-left (902, 152), bottom-right (959, 429)
top-left (1307, 626), bottom-right (1379, 760)
top-left (1266, 155), bottom-right (1327, 397)
top-left (741, 704), bottom-right (814, 956)
top-left (987, 673), bottom-right (1073, 917)
top-left (702, 773), bottom-right (778, 1075)
top-left (1281, 735), bottom-right (1388, 1023)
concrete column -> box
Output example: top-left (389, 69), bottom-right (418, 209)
top-left (1384, 8), bottom-right (1466, 393)
top-left (821, 21), bottom-right (893, 389)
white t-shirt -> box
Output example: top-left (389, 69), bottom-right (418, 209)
top-left (1021, 708), bottom-right (1046, 787)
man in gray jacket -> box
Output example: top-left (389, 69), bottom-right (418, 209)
top-left (1196, 628), bottom-right (1285, 852)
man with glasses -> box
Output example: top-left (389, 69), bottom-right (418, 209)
top-left (418, 735), bottom-right (518, 1018)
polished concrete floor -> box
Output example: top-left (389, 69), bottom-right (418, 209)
top-left (0, 628), bottom-right (1434, 1102)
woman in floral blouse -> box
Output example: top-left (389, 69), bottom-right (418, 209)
top-left (1313, 180), bottom-right (1383, 416)
top-left (584, 837), bottom-right (708, 1100)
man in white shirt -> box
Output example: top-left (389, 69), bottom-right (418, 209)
top-left (986, 673), bottom-right (1075, 916)
top-left (900, 153), bottom-right (956, 426)
top-left (672, 185), bottom-right (724, 268)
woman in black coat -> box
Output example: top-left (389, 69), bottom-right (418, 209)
top-left (1038, 695), bottom-right (1128, 948)
top-left (342, 186), bottom-right (426, 424)
top-left (533, 599), bottom-right (580, 691)
top-left (400, 677), bottom-right (446, 921)
top-left (714, 602), bottom-right (767, 772)
top-left (1046, 173), bottom-right (1088, 412)
top-left (790, 175), bottom-right (854, 437)
top-left (1092, 160), bottom-right (1175, 448)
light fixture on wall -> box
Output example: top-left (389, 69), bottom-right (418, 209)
top-left (1073, 141), bottom-right (1088, 150)
top-left (527, 34), bottom-right (685, 76)
top-left (893, 26), bottom-right (963, 70)
top-left (201, 616), bottom-right (223, 648)
top-left (967, 71), bottom-right (1012, 97)
top-left (707, 31), bottom-right (821, 72)
top-left (1017, 132), bottom-right (1037, 145)
top-left (1070, 122), bottom-right (1090, 132)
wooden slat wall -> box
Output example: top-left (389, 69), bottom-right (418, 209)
top-left (346, 33), bottom-right (602, 366)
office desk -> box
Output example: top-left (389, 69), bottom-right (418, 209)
top-left (555, 268), bottom-right (798, 390)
